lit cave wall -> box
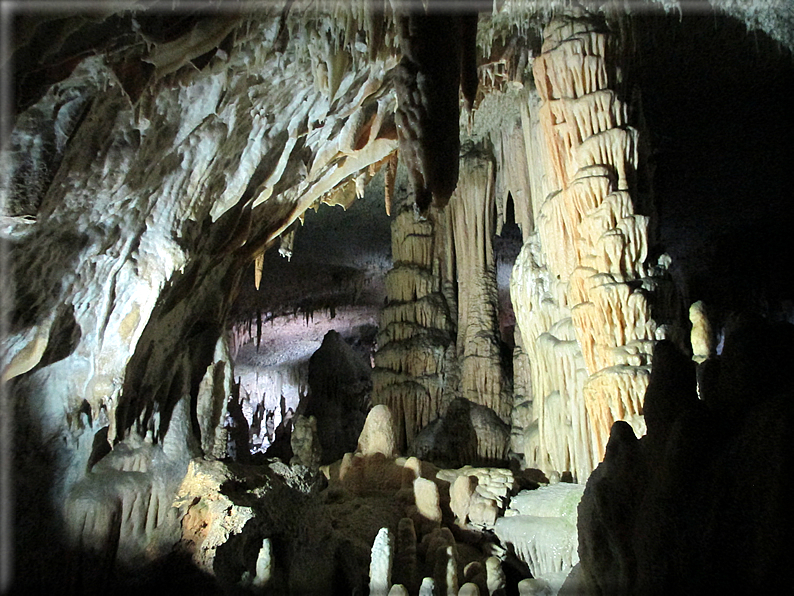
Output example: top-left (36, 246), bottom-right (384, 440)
top-left (1, 1), bottom-right (793, 594)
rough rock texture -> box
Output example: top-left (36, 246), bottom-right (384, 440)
top-left (2, 6), bottom-right (402, 590)
top-left (494, 482), bottom-right (584, 591)
top-left (394, 4), bottom-right (480, 212)
top-left (297, 329), bottom-right (371, 464)
top-left (3, 2), bottom-right (793, 594)
top-left (576, 323), bottom-right (794, 594)
top-left (372, 180), bottom-right (457, 452)
top-left (374, 148), bottom-right (512, 463)
top-left (447, 152), bottom-right (508, 425)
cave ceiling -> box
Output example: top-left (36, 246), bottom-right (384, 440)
top-left (4, 1), bottom-right (793, 333)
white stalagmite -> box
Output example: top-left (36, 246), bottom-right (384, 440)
top-left (413, 477), bottom-right (442, 525)
top-left (358, 404), bottom-right (398, 457)
top-left (369, 527), bottom-right (393, 596)
top-left (251, 538), bottom-right (273, 589)
top-left (494, 483), bottom-right (584, 592)
top-left (419, 577), bottom-right (436, 596)
top-left (485, 556), bottom-right (506, 595)
top-left (690, 300), bottom-right (714, 363)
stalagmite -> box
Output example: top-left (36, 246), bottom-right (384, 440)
top-left (486, 556), bottom-right (506, 596)
top-left (370, 527), bottom-right (394, 596)
top-left (251, 538), bottom-right (274, 589)
top-left (358, 404), bottom-right (398, 457)
top-left (413, 476), bottom-right (442, 532)
top-left (450, 474), bottom-right (478, 526)
top-left (434, 545), bottom-right (458, 596)
top-left (419, 577), bottom-right (436, 596)
top-left (394, 517), bottom-right (419, 593)
top-left (689, 300), bottom-right (714, 363)
top-left (460, 583), bottom-right (481, 596)
top-left (510, 13), bottom-right (676, 480)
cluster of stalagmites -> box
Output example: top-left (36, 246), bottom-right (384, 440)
top-left (169, 403), bottom-right (588, 595)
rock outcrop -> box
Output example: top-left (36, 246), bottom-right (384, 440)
top-left (576, 323), bottom-right (794, 594)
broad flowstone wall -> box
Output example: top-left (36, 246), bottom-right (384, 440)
top-left (2, 8), bottom-right (403, 589)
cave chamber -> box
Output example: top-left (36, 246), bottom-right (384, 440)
top-left (1, 1), bottom-right (793, 594)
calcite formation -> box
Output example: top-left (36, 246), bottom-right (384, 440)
top-left (373, 150), bottom-right (511, 463)
top-left (447, 153), bottom-right (509, 423)
top-left (372, 183), bottom-right (456, 451)
top-left (2, 7), bottom-right (405, 590)
top-left (393, 4), bottom-right (479, 212)
top-left (495, 482), bottom-right (585, 589)
top-left (3, 2), bottom-right (792, 594)
top-left (510, 13), bottom-right (674, 480)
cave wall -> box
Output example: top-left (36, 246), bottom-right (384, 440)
top-left (2, 6), bottom-right (404, 589)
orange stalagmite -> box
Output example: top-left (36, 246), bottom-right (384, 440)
top-left (511, 13), bottom-right (673, 481)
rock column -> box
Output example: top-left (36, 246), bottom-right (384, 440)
top-left (372, 183), bottom-right (456, 451)
top-left (512, 13), bottom-right (670, 480)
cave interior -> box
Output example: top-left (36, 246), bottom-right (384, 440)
top-left (1, 1), bottom-right (793, 594)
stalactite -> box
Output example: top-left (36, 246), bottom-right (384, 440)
top-left (394, 4), bottom-right (479, 212)
top-left (254, 250), bottom-right (265, 290)
top-left (384, 151), bottom-right (398, 216)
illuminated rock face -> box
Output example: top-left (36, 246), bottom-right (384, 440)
top-left (373, 152), bottom-right (510, 462)
top-left (372, 184), bottom-right (457, 451)
top-left (2, 9), bottom-right (402, 589)
top-left (447, 154), bottom-right (508, 424)
top-left (511, 14), bottom-right (673, 481)
top-left (4, 4), bottom-right (791, 593)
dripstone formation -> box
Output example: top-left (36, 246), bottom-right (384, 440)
top-left (1, 1), bottom-right (792, 594)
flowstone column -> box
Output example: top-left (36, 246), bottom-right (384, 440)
top-left (511, 13), bottom-right (673, 480)
top-left (447, 151), bottom-right (508, 423)
top-left (372, 182), bottom-right (456, 451)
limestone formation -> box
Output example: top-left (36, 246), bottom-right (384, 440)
top-left (486, 556), bottom-right (507, 596)
top-left (373, 181), bottom-right (456, 452)
top-left (358, 403), bottom-right (398, 457)
top-left (689, 300), bottom-right (715, 363)
top-left (448, 152), bottom-right (507, 423)
top-left (300, 329), bottom-right (372, 464)
top-left (510, 13), bottom-right (676, 480)
top-left (495, 483), bottom-right (584, 587)
top-left (370, 527), bottom-right (394, 596)
top-left (450, 474), bottom-right (479, 526)
top-left (290, 414), bottom-right (322, 469)
top-left (3, 3), bottom-right (792, 595)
